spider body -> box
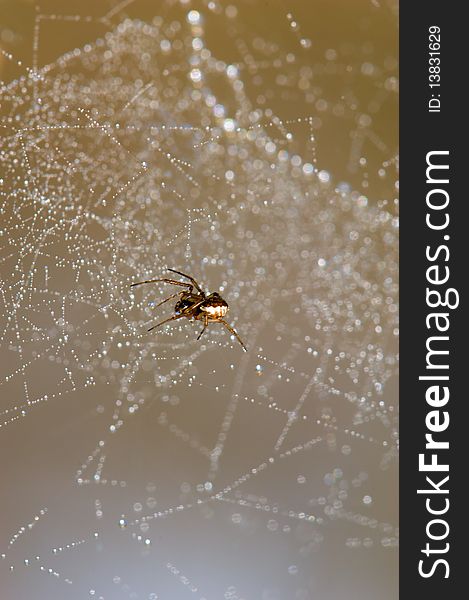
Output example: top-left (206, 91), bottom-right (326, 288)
top-left (131, 269), bottom-right (246, 351)
top-left (174, 292), bottom-right (227, 320)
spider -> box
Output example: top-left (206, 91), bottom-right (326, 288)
top-left (130, 268), bottom-right (247, 351)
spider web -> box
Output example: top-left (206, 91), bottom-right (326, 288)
top-left (0, 1), bottom-right (398, 598)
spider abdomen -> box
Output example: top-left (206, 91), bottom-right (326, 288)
top-left (201, 303), bottom-right (228, 319)
top-left (199, 292), bottom-right (229, 319)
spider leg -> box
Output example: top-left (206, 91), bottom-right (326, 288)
top-left (167, 268), bottom-right (205, 295)
top-left (131, 277), bottom-right (193, 292)
top-left (155, 291), bottom-right (184, 308)
top-left (147, 313), bottom-right (185, 332)
top-left (182, 298), bottom-right (206, 314)
top-left (219, 319), bottom-right (247, 352)
top-left (197, 314), bottom-right (209, 340)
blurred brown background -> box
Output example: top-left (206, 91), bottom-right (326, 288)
top-left (1, 1), bottom-right (398, 599)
